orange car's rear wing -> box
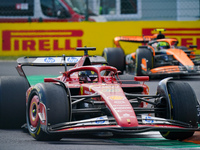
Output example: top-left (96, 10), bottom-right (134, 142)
top-left (114, 35), bottom-right (157, 47)
top-left (114, 29), bottom-right (168, 47)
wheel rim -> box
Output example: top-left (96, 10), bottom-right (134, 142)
top-left (29, 95), bottom-right (40, 131)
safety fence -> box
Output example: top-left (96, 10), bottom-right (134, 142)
top-left (0, 0), bottom-right (199, 23)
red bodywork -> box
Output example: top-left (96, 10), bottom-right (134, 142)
top-left (43, 55), bottom-right (148, 129)
top-left (17, 47), bottom-right (199, 135)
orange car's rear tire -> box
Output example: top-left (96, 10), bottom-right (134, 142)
top-left (103, 48), bottom-right (125, 74)
top-left (135, 48), bottom-right (153, 76)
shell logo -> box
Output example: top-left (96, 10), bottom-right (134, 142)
top-left (109, 96), bottom-right (125, 100)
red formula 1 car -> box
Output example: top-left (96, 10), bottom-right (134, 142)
top-left (103, 29), bottom-right (200, 78)
top-left (0, 47), bottom-right (199, 141)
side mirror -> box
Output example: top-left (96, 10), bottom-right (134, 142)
top-left (57, 9), bottom-right (71, 18)
top-left (174, 41), bottom-right (179, 47)
top-left (189, 45), bottom-right (197, 48)
top-left (134, 76), bottom-right (149, 82)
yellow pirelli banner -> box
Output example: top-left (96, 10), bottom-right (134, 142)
top-left (0, 21), bottom-right (200, 56)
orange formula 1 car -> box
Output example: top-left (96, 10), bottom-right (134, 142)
top-left (103, 29), bottom-right (200, 77)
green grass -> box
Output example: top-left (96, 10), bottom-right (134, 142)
top-left (0, 56), bottom-right (19, 60)
top-left (27, 75), bottom-right (58, 85)
top-left (111, 138), bottom-right (200, 148)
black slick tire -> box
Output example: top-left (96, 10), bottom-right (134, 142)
top-left (103, 48), bottom-right (125, 73)
top-left (160, 82), bottom-right (198, 140)
top-left (0, 76), bottom-right (29, 129)
top-left (135, 48), bottom-right (153, 76)
top-left (27, 83), bottom-right (70, 141)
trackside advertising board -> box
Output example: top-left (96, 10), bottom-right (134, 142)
top-left (0, 21), bottom-right (200, 56)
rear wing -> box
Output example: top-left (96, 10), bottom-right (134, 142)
top-left (17, 55), bottom-right (107, 66)
top-left (16, 47), bottom-right (107, 86)
top-left (114, 36), bottom-right (157, 47)
top-left (114, 29), bottom-right (166, 47)
top-left (16, 55), bottom-right (107, 86)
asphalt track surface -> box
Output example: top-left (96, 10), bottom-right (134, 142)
top-left (0, 61), bottom-right (200, 150)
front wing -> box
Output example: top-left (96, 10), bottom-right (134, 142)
top-left (46, 115), bottom-right (200, 134)
top-left (146, 66), bottom-right (200, 77)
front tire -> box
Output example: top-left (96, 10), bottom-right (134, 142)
top-left (27, 83), bottom-right (70, 141)
top-left (159, 82), bottom-right (198, 140)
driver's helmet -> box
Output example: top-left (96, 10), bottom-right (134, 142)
top-left (78, 71), bottom-right (90, 83)
top-left (157, 41), bottom-right (170, 50)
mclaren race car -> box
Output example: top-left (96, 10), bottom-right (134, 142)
top-left (103, 29), bottom-right (200, 77)
top-left (0, 47), bottom-right (199, 141)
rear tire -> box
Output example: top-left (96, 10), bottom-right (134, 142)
top-left (27, 83), bottom-right (70, 141)
top-left (159, 82), bottom-right (198, 140)
top-left (0, 76), bottom-right (29, 128)
top-left (103, 48), bottom-right (125, 73)
top-left (135, 48), bottom-right (153, 76)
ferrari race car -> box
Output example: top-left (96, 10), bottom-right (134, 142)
top-left (103, 29), bottom-right (200, 77)
top-left (0, 47), bottom-right (200, 141)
